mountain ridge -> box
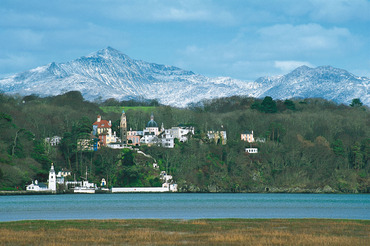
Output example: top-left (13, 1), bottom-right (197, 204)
top-left (0, 47), bottom-right (368, 106)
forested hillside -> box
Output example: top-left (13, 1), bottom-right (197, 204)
top-left (0, 91), bottom-right (368, 193)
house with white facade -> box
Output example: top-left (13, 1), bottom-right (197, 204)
top-left (26, 180), bottom-right (49, 191)
top-left (159, 129), bottom-right (175, 148)
top-left (140, 134), bottom-right (159, 146)
top-left (45, 136), bottom-right (62, 146)
top-left (245, 148), bottom-right (258, 154)
top-left (171, 126), bottom-right (194, 142)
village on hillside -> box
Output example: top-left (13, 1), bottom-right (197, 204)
top-left (29, 108), bottom-right (263, 193)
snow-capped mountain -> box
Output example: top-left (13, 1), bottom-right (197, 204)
top-left (257, 65), bottom-right (369, 105)
top-left (0, 47), bottom-right (368, 106)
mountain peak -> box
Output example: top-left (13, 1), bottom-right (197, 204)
top-left (101, 46), bottom-right (121, 54)
top-left (290, 65), bottom-right (312, 73)
top-left (288, 65), bottom-right (352, 78)
top-left (0, 47), bottom-right (368, 107)
top-left (87, 46), bottom-right (129, 60)
top-left (296, 65), bottom-right (311, 70)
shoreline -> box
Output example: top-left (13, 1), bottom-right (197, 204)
top-left (1, 190), bottom-right (368, 196)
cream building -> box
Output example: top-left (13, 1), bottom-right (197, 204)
top-left (241, 130), bottom-right (255, 143)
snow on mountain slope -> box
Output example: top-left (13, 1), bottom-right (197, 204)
top-left (257, 65), bottom-right (369, 106)
top-left (0, 47), bottom-right (368, 106)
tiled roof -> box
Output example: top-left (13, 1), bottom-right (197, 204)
top-left (93, 120), bottom-right (111, 128)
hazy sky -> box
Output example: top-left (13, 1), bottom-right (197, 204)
top-left (1, 0), bottom-right (369, 80)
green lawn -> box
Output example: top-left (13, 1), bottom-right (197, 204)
top-left (100, 106), bottom-right (156, 114)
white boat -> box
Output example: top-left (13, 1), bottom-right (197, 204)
top-left (73, 186), bottom-right (96, 193)
top-left (72, 167), bottom-right (96, 193)
top-left (73, 179), bottom-right (96, 193)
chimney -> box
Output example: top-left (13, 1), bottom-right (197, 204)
top-left (97, 115), bottom-right (101, 122)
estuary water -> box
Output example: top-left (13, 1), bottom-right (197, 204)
top-left (0, 193), bottom-right (369, 221)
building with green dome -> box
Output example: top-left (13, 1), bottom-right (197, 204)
top-left (144, 113), bottom-right (159, 136)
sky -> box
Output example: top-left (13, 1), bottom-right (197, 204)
top-left (1, 0), bottom-right (370, 81)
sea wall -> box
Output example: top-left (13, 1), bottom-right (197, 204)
top-left (111, 187), bottom-right (169, 193)
top-left (0, 190), bottom-right (53, 195)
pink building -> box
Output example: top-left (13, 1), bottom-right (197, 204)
top-left (127, 130), bottom-right (142, 146)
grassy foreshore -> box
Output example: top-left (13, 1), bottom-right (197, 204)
top-left (0, 219), bottom-right (368, 245)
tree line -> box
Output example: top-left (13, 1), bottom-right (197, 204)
top-left (0, 91), bottom-right (368, 192)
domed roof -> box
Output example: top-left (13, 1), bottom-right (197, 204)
top-left (147, 113), bottom-right (158, 128)
top-left (147, 119), bottom-right (158, 128)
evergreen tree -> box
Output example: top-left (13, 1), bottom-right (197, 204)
top-left (261, 96), bottom-right (277, 113)
top-left (350, 98), bottom-right (363, 107)
top-left (284, 99), bottom-right (296, 110)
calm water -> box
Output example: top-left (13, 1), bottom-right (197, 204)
top-left (0, 193), bottom-right (369, 221)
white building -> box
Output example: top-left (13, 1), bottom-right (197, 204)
top-left (162, 182), bottom-right (178, 192)
top-left (171, 126), bottom-right (194, 142)
top-left (56, 169), bottom-right (71, 184)
top-left (26, 180), bottom-right (49, 191)
top-left (107, 142), bottom-right (126, 149)
top-left (26, 163), bottom-right (57, 193)
top-left (160, 171), bottom-right (173, 183)
top-left (65, 181), bottom-right (83, 189)
top-left (159, 129), bottom-right (175, 148)
top-left (140, 134), bottom-right (159, 145)
top-left (144, 113), bottom-right (160, 136)
top-left (140, 113), bottom-right (162, 146)
top-left (45, 136), bottom-right (62, 146)
top-left (57, 169), bottom-right (71, 177)
top-left (245, 148), bottom-right (258, 154)
top-left (140, 133), bottom-right (175, 148)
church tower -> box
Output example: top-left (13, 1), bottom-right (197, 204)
top-left (120, 109), bottom-right (127, 144)
top-left (48, 163), bottom-right (56, 193)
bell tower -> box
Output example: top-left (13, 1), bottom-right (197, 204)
top-left (120, 108), bottom-right (127, 144)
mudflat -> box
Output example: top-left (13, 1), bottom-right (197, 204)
top-left (0, 219), bottom-right (368, 245)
